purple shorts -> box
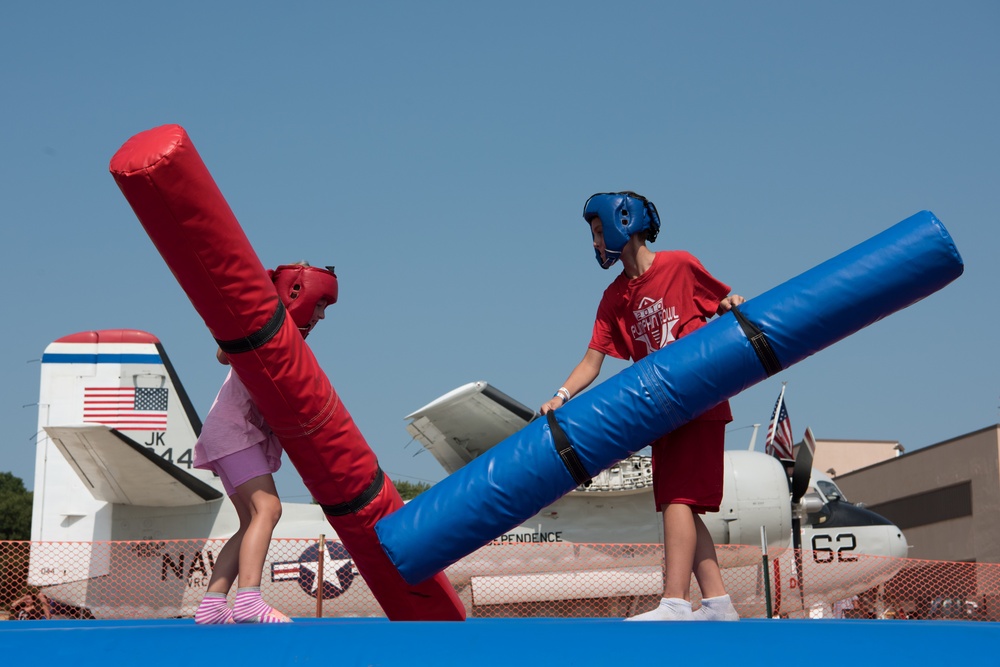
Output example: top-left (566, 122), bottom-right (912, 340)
top-left (211, 445), bottom-right (273, 496)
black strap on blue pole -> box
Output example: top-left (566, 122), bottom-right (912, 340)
top-left (547, 411), bottom-right (591, 487)
top-left (731, 306), bottom-right (783, 377)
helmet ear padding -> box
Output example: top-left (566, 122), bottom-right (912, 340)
top-left (270, 264), bottom-right (338, 334)
top-left (583, 191), bottom-right (661, 268)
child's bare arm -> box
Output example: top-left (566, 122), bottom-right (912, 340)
top-left (540, 348), bottom-right (605, 415)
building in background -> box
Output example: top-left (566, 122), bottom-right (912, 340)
top-left (813, 438), bottom-right (905, 478)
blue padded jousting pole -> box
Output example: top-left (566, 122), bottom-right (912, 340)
top-left (376, 211), bottom-right (963, 585)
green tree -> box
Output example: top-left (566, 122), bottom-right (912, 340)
top-left (0, 472), bottom-right (33, 540)
top-left (394, 480), bottom-right (431, 501)
top-left (309, 479), bottom-right (431, 504)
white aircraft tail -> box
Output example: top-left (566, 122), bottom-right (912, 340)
top-left (30, 330), bottom-right (224, 586)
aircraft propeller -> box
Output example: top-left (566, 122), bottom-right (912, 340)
top-left (788, 427), bottom-right (822, 608)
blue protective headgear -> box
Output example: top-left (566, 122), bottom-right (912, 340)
top-left (583, 191), bottom-right (661, 269)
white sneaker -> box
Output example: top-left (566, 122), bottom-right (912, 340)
top-left (625, 598), bottom-right (693, 621)
top-left (692, 594), bottom-right (740, 621)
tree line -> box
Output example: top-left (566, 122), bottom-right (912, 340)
top-left (0, 472), bottom-right (31, 541)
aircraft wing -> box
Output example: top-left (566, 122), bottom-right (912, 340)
top-left (405, 382), bottom-right (536, 475)
top-left (44, 425), bottom-right (223, 506)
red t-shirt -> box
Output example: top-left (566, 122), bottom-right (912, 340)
top-left (590, 251), bottom-right (730, 360)
top-left (589, 250), bottom-right (733, 421)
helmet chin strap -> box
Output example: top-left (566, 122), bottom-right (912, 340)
top-left (596, 247), bottom-right (621, 269)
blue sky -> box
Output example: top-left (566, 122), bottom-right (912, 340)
top-left (2, 2), bottom-right (997, 503)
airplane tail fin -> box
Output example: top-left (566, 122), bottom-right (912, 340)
top-left (31, 330), bottom-right (222, 584)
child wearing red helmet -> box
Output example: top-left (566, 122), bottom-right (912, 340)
top-left (193, 262), bottom-right (337, 624)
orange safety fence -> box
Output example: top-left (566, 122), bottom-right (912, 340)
top-left (2, 539), bottom-right (997, 621)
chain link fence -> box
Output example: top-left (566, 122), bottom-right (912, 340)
top-left (2, 540), bottom-right (996, 621)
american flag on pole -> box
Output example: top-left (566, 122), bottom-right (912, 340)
top-left (765, 387), bottom-right (794, 460)
top-left (83, 387), bottom-right (169, 431)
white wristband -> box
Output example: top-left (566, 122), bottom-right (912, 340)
top-left (555, 387), bottom-right (571, 403)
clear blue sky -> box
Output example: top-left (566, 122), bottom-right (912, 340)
top-left (2, 2), bottom-right (997, 503)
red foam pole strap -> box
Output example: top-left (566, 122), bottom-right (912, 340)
top-left (110, 125), bottom-right (464, 621)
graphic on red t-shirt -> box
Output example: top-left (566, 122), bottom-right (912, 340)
top-left (589, 251), bottom-right (731, 363)
top-left (631, 296), bottom-right (679, 356)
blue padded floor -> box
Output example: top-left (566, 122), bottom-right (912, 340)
top-left (2, 618), bottom-right (997, 667)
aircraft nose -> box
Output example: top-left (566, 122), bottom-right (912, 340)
top-left (887, 526), bottom-right (910, 559)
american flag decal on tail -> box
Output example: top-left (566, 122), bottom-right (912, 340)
top-left (83, 386), bottom-right (168, 431)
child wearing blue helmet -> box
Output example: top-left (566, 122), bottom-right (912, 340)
top-left (539, 192), bottom-right (743, 621)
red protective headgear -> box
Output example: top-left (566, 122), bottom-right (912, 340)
top-left (269, 264), bottom-right (338, 337)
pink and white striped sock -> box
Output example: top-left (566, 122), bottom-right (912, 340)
top-left (233, 586), bottom-right (291, 623)
top-left (195, 592), bottom-right (233, 624)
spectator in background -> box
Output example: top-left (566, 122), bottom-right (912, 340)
top-left (7, 591), bottom-right (95, 620)
top-left (10, 592), bottom-right (51, 620)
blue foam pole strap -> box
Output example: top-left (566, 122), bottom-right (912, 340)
top-left (377, 211), bottom-right (963, 585)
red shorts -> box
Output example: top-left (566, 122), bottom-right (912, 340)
top-left (652, 403), bottom-right (730, 514)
